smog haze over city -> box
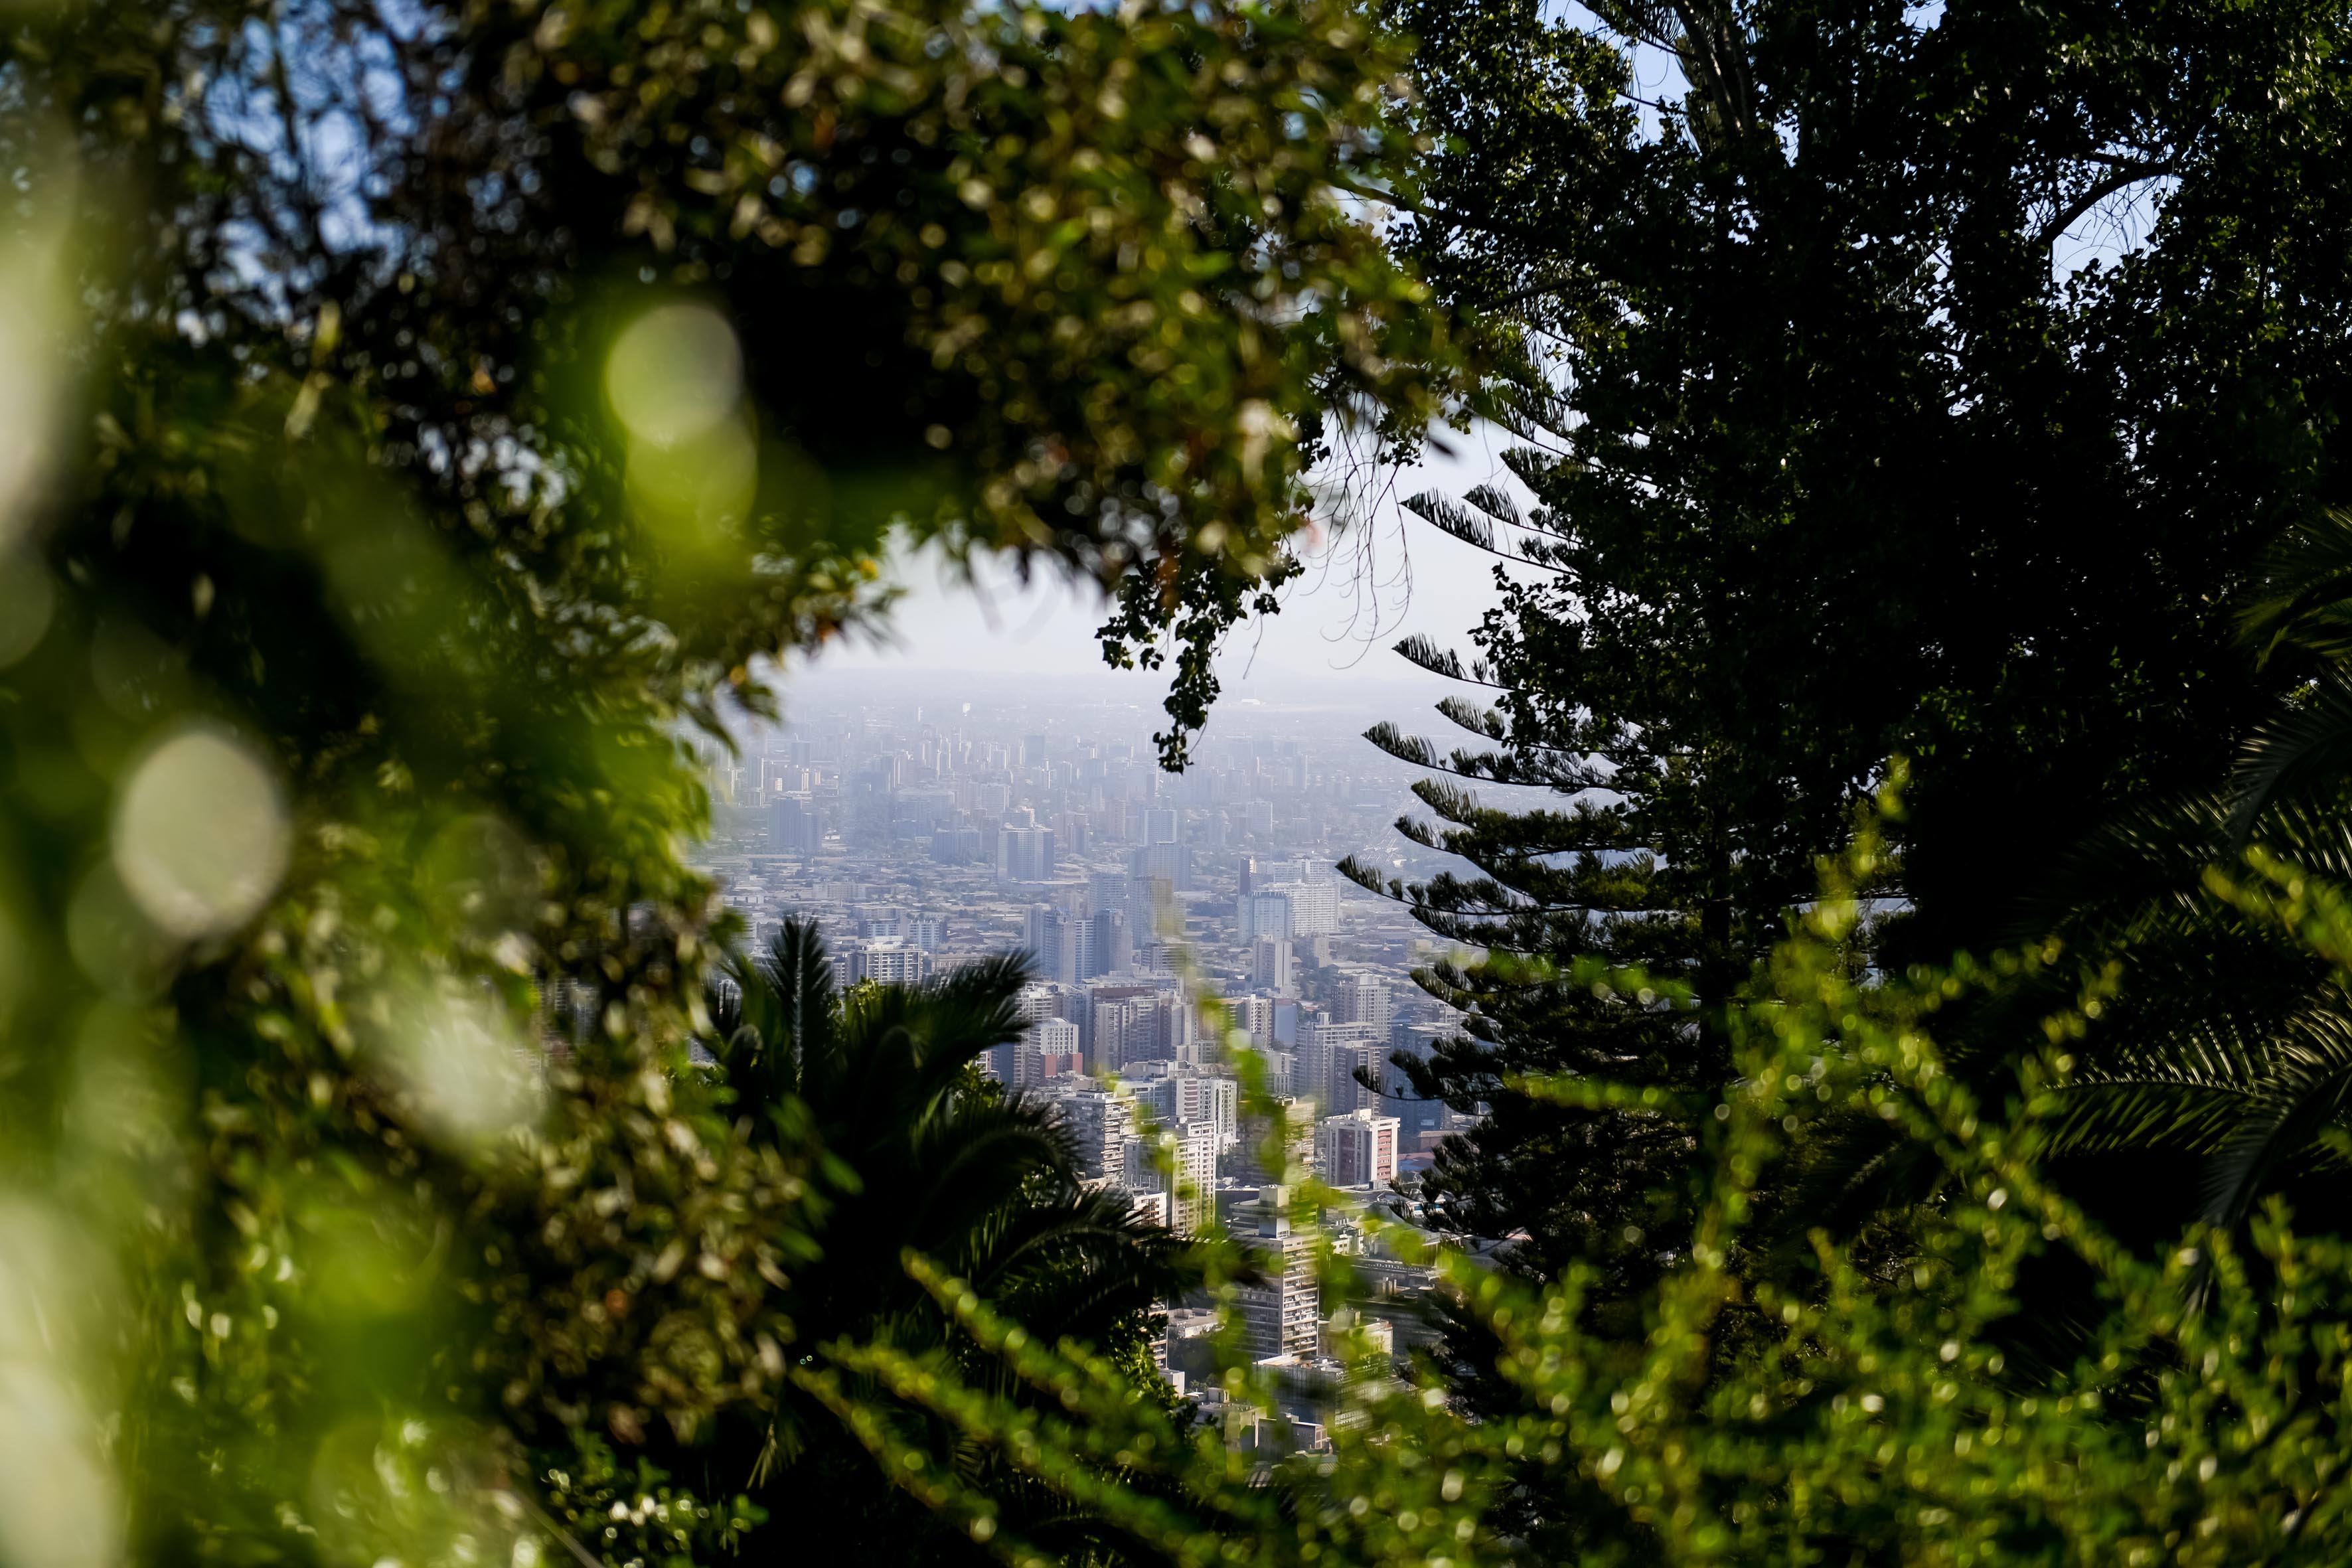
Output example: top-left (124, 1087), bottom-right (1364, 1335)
top-left (679, 467), bottom-right (1547, 1383)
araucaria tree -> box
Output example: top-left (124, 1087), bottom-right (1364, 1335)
top-left (1347, 0), bottom-right (2352, 1292)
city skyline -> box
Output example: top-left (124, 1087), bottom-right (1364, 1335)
top-left (688, 663), bottom-right (1454, 1395)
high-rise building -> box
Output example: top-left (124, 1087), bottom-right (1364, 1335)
top-left (1082, 982), bottom-right (1158, 1069)
top-left (1067, 915), bottom-right (1100, 982)
top-left (1055, 1087), bottom-right (1135, 1182)
top-left (1154, 992), bottom-right (1200, 1065)
top-left (1015, 982), bottom-right (1062, 1024)
top-left (1231, 1097), bottom-right (1312, 1184)
top-left (1296, 1018), bottom-right (1386, 1113)
top-left (1239, 889), bottom-right (1294, 944)
top-left (1137, 1069), bottom-right (1238, 1151)
top-left (1132, 875), bottom-right (1176, 937)
top-left (1316, 1109), bottom-right (1401, 1188)
top-left (830, 939), bottom-right (931, 990)
top-left (1023, 904), bottom-right (1077, 985)
top-left (1229, 993), bottom-right (1276, 1048)
top-left (1092, 907), bottom-right (1133, 976)
top-left (1090, 994), bottom-right (1138, 1072)
top-left (1095, 996), bottom-right (1164, 1072)
top-left (1338, 972), bottom-right (1393, 1032)
top-left (1277, 878), bottom-right (1340, 937)
top-left (1010, 1016), bottom-right (1081, 1087)
top-left (1125, 1117), bottom-right (1217, 1233)
top-left (1250, 935), bottom-right (1294, 995)
top-left (1087, 867), bottom-right (1131, 919)
top-left (1129, 840), bottom-right (1191, 891)
top-left (1261, 1049), bottom-right (1297, 1099)
top-left (1330, 1040), bottom-right (1387, 1116)
top-left (768, 794), bottom-right (821, 854)
top-left (998, 983), bottom-right (1064, 1081)
top-left (1095, 989), bottom-right (1198, 1069)
top-left (998, 825), bottom-right (1056, 883)
top-left (1234, 1187), bottom-right (1318, 1361)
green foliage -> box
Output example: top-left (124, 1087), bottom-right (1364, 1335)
top-left (603, 917), bottom-right (1215, 1561)
top-left (841, 824), bottom-right (2352, 1566)
top-left (705, 919), bottom-right (1202, 1362)
top-left (2232, 510), bottom-right (2352, 840)
top-left (539, 1434), bottom-right (767, 1567)
top-left (1802, 516), bottom-right (2352, 1251)
top-left (24, 0), bottom-right (1466, 763)
top-left (19, 0), bottom-right (2352, 1559)
top-left (1344, 0), bottom-right (2352, 1309)
top-left (0, 0), bottom-right (1463, 1558)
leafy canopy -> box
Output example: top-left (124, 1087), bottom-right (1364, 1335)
top-left (1344, 0), bottom-right (2352, 1296)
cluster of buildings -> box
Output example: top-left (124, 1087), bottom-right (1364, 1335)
top-left (694, 670), bottom-right (1494, 1449)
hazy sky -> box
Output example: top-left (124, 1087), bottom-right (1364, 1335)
top-left (796, 424), bottom-right (1540, 713)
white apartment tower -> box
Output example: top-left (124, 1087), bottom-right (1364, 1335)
top-left (1317, 1109), bottom-right (1401, 1188)
top-left (1296, 1017), bottom-right (1385, 1113)
top-left (1239, 889), bottom-right (1294, 944)
top-left (1235, 1186), bottom-right (1319, 1361)
top-left (1229, 993), bottom-right (1276, 1048)
top-left (1338, 972), bottom-right (1393, 1032)
top-left (1281, 877), bottom-right (1340, 938)
top-left (1250, 935), bottom-right (1294, 995)
top-left (1125, 1117), bottom-right (1217, 1234)
top-left (1057, 1087), bottom-right (1135, 1182)
top-left (1010, 1016), bottom-right (1080, 1088)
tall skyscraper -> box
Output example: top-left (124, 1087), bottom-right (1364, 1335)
top-left (1093, 907), bottom-right (1133, 976)
top-left (1087, 867), bottom-right (1131, 920)
top-left (1024, 904), bottom-right (1077, 985)
top-left (998, 824), bottom-right (1056, 883)
top-left (1239, 888), bottom-right (1294, 943)
top-left (1125, 1117), bottom-right (1217, 1234)
top-left (1230, 993), bottom-right (1276, 1048)
top-left (1088, 990), bottom-right (1148, 1071)
top-left (1232, 1097), bottom-right (1312, 1185)
top-left (1140, 1069), bottom-right (1238, 1151)
top-left (1010, 1016), bottom-right (1081, 1087)
top-left (1296, 1018), bottom-right (1385, 1113)
top-left (1316, 1109), bottom-right (1401, 1188)
top-left (1235, 1187), bottom-right (1318, 1361)
top-left (1278, 878), bottom-right (1340, 937)
top-left (1152, 991), bottom-right (1199, 1065)
top-left (1129, 840), bottom-right (1190, 891)
top-left (767, 794), bottom-right (820, 854)
top-left (829, 939), bottom-right (931, 990)
top-left (1338, 972), bottom-right (1393, 1032)
top-left (1056, 1087), bottom-right (1134, 1182)
top-left (1250, 935), bottom-right (1294, 996)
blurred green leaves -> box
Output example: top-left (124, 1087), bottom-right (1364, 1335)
top-left (848, 831), bottom-right (2352, 1566)
top-left (0, 0), bottom-right (1472, 1552)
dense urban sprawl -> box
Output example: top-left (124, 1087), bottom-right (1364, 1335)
top-left (692, 670), bottom-right (1484, 1443)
